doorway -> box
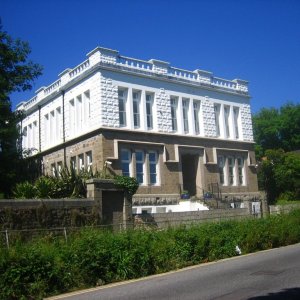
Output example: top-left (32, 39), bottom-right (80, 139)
top-left (181, 154), bottom-right (199, 196)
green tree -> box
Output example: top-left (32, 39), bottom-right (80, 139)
top-left (253, 103), bottom-right (300, 158)
top-left (0, 23), bottom-right (42, 197)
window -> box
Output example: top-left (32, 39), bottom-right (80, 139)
top-left (76, 95), bottom-right (83, 131)
top-left (51, 163), bottom-right (56, 176)
top-left (135, 151), bottom-right (144, 184)
top-left (78, 154), bottom-right (84, 171)
top-left (146, 94), bottom-right (153, 130)
top-left (44, 114), bottom-right (50, 145)
top-left (218, 156), bottom-right (225, 185)
top-left (193, 100), bottom-right (200, 135)
top-left (170, 97), bottom-right (178, 131)
top-left (70, 156), bottom-right (77, 171)
top-left (69, 99), bottom-right (75, 135)
top-left (233, 107), bottom-right (240, 139)
top-left (57, 161), bottom-right (63, 175)
top-left (133, 91), bottom-right (140, 128)
top-left (182, 98), bottom-right (189, 133)
top-left (118, 90), bottom-right (127, 127)
top-left (32, 121), bottom-right (37, 149)
top-left (84, 90), bottom-right (91, 122)
top-left (86, 151), bottom-right (92, 171)
top-left (56, 107), bottom-right (61, 141)
top-left (149, 151), bottom-right (158, 185)
top-left (121, 149), bottom-right (131, 176)
top-left (237, 157), bottom-right (244, 185)
top-left (23, 126), bottom-right (28, 148)
top-left (214, 104), bottom-right (220, 136)
top-left (224, 105), bottom-right (230, 138)
top-left (228, 156), bottom-right (235, 185)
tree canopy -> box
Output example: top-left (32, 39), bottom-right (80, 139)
top-left (0, 24), bottom-right (42, 197)
top-left (252, 103), bottom-right (300, 158)
top-left (253, 103), bottom-right (300, 203)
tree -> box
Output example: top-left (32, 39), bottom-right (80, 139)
top-left (0, 23), bottom-right (42, 197)
top-left (252, 103), bottom-right (300, 158)
top-left (258, 149), bottom-right (300, 203)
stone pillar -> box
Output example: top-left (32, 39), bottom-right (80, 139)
top-left (123, 193), bottom-right (133, 230)
top-left (86, 178), bottom-right (133, 229)
top-left (260, 191), bottom-right (270, 217)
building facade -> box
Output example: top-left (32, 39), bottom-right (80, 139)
top-left (17, 47), bottom-right (258, 203)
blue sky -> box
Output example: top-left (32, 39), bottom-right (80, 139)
top-left (2, 0), bottom-right (300, 113)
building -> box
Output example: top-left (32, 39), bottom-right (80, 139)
top-left (17, 46), bottom-right (259, 205)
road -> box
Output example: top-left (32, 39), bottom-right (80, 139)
top-left (48, 243), bottom-right (300, 300)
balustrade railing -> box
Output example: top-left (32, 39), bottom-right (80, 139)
top-left (69, 59), bottom-right (90, 78)
top-left (118, 56), bottom-right (152, 70)
top-left (44, 79), bottom-right (61, 95)
top-left (212, 77), bottom-right (237, 89)
top-left (169, 67), bottom-right (198, 81)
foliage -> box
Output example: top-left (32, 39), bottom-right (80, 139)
top-left (13, 181), bottom-right (36, 199)
top-left (252, 103), bottom-right (300, 158)
top-left (253, 103), bottom-right (300, 203)
top-left (257, 149), bottom-right (300, 203)
top-left (1, 210), bottom-right (300, 299)
top-left (13, 167), bottom-right (89, 199)
top-left (114, 175), bottom-right (139, 196)
top-left (0, 23), bottom-right (42, 197)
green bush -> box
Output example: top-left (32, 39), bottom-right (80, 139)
top-left (2, 210), bottom-right (300, 299)
top-left (13, 181), bottom-right (36, 199)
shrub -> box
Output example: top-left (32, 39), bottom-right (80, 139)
top-left (13, 181), bottom-right (36, 199)
top-left (2, 210), bottom-right (300, 299)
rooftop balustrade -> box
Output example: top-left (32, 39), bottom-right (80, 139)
top-left (18, 47), bottom-right (249, 111)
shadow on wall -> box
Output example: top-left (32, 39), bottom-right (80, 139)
top-left (248, 287), bottom-right (300, 300)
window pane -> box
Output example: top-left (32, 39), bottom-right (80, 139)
top-left (150, 174), bottom-right (157, 184)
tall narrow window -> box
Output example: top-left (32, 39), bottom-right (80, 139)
top-left (57, 161), bottom-right (63, 175)
top-left (32, 121), bottom-right (37, 149)
top-left (146, 94), bottom-right (153, 130)
top-left (149, 151), bottom-right (158, 185)
top-left (50, 110), bottom-right (55, 144)
top-left (224, 105), bottom-right (230, 138)
top-left (218, 156), bottom-right (225, 185)
top-left (133, 91), bottom-right (140, 128)
top-left (135, 150), bottom-right (144, 184)
top-left (121, 149), bottom-right (131, 176)
top-left (170, 97), bottom-right (177, 131)
top-left (182, 98), bottom-right (189, 133)
top-left (51, 163), bottom-right (56, 177)
top-left (44, 114), bottom-right (49, 146)
top-left (228, 156), bottom-right (235, 185)
top-left (28, 124), bottom-right (32, 148)
top-left (78, 154), bottom-right (84, 171)
top-left (56, 107), bottom-right (61, 141)
top-left (214, 104), bottom-right (220, 136)
top-left (86, 151), bottom-right (92, 171)
top-left (70, 156), bottom-right (77, 171)
top-left (193, 100), bottom-right (200, 135)
top-left (237, 157), bottom-right (244, 185)
top-left (23, 126), bottom-right (28, 148)
top-left (118, 90), bottom-right (127, 127)
top-left (84, 90), bottom-right (91, 125)
top-left (233, 107), bottom-right (239, 139)
top-left (76, 95), bottom-right (83, 131)
top-left (69, 99), bottom-right (75, 136)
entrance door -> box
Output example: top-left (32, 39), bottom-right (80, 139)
top-left (181, 154), bottom-right (199, 196)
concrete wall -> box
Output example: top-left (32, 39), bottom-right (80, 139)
top-left (134, 208), bottom-right (250, 229)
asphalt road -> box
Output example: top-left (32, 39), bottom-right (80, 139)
top-left (48, 243), bottom-right (300, 300)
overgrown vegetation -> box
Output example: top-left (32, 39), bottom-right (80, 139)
top-left (1, 210), bottom-right (300, 299)
top-left (0, 23), bottom-right (43, 198)
top-left (253, 103), bottom-right (300, 204)
top-left (13, 167), bottom-right (139, 199)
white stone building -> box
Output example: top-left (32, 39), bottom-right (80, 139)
top-left (17, 47), bottom-right (258, 205)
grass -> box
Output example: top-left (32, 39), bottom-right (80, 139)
top-left (1, 210), bottom-right (300, 299)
